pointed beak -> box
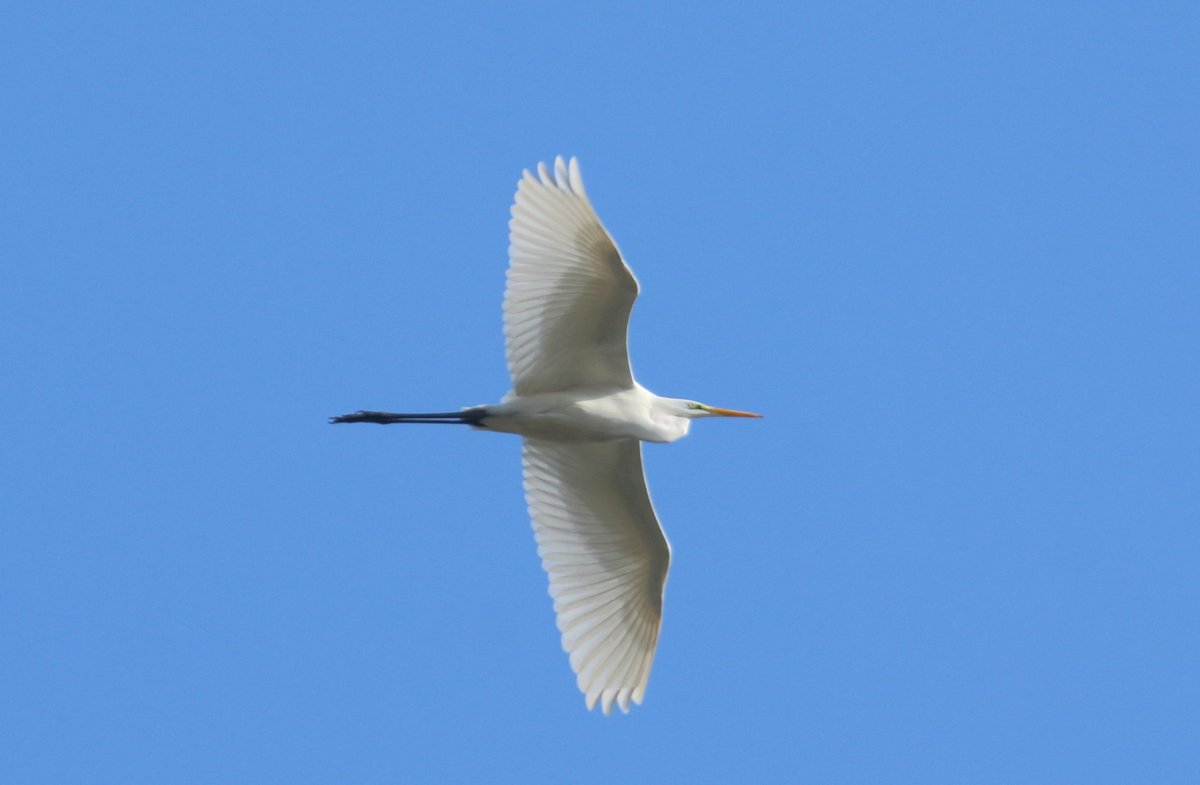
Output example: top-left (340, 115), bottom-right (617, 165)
top-left (705, 406), bottom-right (763, 418)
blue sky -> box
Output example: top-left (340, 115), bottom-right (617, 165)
top-left (2, 3), bottom-right (1196, 783)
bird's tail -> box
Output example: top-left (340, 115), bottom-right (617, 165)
top-left (329, 407), bottom-right (488, 426)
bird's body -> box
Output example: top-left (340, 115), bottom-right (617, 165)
top-left (481, 385), bottom-right (693, 443)
top-left (333, 157), bottom-right (758, 714)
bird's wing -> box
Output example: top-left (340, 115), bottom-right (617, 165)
top-left (505, 156), bottom-right (639, 395)
top-left (522, 437), bottom-right (670, 714)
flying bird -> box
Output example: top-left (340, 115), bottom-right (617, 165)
top-left (332, 157), bottom-right (760, 714)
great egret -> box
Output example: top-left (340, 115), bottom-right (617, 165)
top-left (332, 157), bottom-right (760, 714)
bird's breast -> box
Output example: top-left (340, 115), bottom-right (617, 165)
top-left (478, 390), bottom-right (667, 442)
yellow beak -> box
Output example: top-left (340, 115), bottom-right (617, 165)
top-left (705, 406), bottom-right (763, 418)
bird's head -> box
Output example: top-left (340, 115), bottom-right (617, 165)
top-left (647, 397), bottom-right (761, 442)
top-left (674, 400), bottom-right (763, 420)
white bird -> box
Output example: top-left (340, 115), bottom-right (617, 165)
top-left (333, 157), bottom-right (760, 714)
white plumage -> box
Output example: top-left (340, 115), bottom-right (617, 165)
top-left (332, 156), bottom-right (759, 714)
top-left (505, 157), bottom-right (637, 395)
top-left (522, 437), bottom-right (668, 715)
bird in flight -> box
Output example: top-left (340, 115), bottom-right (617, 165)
top-left (332, 157), bottom-right (760, 714)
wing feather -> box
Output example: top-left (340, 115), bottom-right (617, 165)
top-left (522, 437), bottom-right (670, 714)
top-left (504, 156), bottom-right (639, 394)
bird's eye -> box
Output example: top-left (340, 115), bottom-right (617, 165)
top-left (687, 403), bottom-right (703, 410)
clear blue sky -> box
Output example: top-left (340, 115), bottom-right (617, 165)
top-left (2, 4), bottom-right (1196, 783)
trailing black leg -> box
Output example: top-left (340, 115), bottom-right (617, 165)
top-left (329, 408), bottom-right (487, 426)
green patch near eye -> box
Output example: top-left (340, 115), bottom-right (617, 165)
top-left (687, 403), bottom-right (704, 410)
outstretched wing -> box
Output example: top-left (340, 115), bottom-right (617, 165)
top-left (504, 156), bottom-right (639, 395)
top-left (522, 437), bottom-right (671, 714)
